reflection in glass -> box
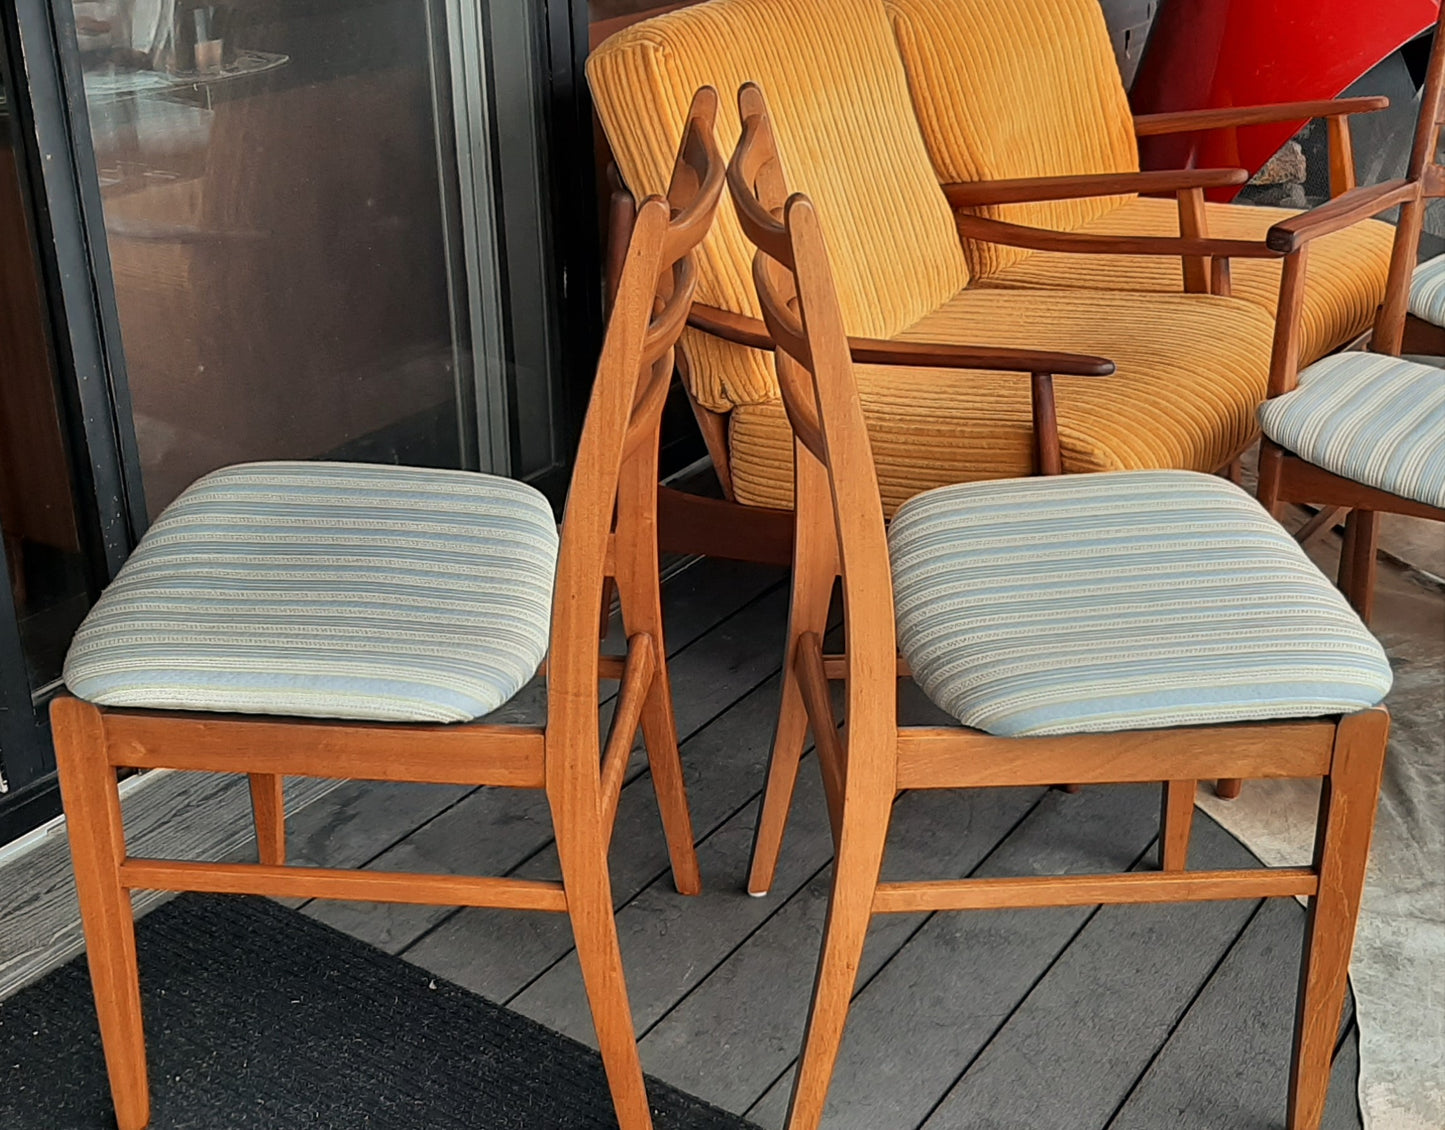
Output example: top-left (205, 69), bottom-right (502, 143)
top-left (73, 0), bottom-right (469, 518)
top-left (0, 62), bottom-right (93, 688)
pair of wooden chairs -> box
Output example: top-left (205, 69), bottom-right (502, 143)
top-left (53, 93), bottom-right (726, 1130)
top-left (726, 84), bottom-right (1393, 1130)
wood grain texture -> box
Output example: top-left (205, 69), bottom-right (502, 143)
top-left (940, 167), bottom-right (1247, 207)
top-left (1132, 97), bottom-right (1389, 137)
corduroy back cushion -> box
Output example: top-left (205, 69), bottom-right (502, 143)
top-left (588, 0), bottom-right (969, 411)
top-left (885, 0), bottom-right (1139, 279)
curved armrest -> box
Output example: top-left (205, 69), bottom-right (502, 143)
top-left (1265, 179), bottom-right (1418, 252)
top-left (942, 168), bottom-right (1247, 208)
top-left (686, 304), bottom-right (1114, 477)
top-left (1133, 96), bottom-right (1389, 137)
top-left (952, 212), bottom-right (1281, 259)
top-left (686, 305), bottom-right (1114, 376)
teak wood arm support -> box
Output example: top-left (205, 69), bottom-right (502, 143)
top-left (1266, 178), bottom-right (1419, 252)
top-left (686, 304), bottom-right (1114, 376)
top-left (952, 212), bottom-right (1283, 259)
top-left (1132, 96), bottom-right (1389, 136)
top-left (941, 167), bottom-right (1248, 208)
top-left (687, 303), bottom-right (1112, 475)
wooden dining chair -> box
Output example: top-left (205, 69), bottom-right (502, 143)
top-left (51, 88), bottom-right (725, 1130)
top-left (728, 91), bottom-right (1394, 1130)
top-left (1257, 5), bottom-right (1445, 624)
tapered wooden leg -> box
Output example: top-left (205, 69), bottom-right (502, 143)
top-left (52, 697), bottom-right (151, 1130)
top-left (248, 773), bottom-right (286, 865)
top-left (749, 448), bottom-right (838, 896)
top-left (1257, 441), bottom-right (1286, 518)
top-left (637, 637), bottom-right (701, 895)
top-left (1215, 778), bottom-right (1243, 800)
top-left (784, 787), bottom-right (892, 1130)
top-left (1337, 510), bottom-right (1359, 598)
top-left (551, 785), bottom-right (653, 1130)
top-left (1288, 708), bottom-right (1390, 1130)
top-left (1159, 780), bottom-right (1196, 871)
top-left (1342, 509), bottom-right (1379, 625)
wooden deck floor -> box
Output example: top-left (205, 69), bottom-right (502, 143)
top-left (277, 556), bottom-right (1365, 1130)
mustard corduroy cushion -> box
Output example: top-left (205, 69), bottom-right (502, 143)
top-left (729, 289), bottom-right (1276, 514)
top-left (885, 0), bottom-right (1139, 280)
top-left (587, 0), bottom-right (969, 412)
top-left (982, 197), bottom-right (1396, 364)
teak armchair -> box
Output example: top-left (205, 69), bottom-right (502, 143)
top-left (727, 93), bottom-right (1393, 1130)
top-left (1256, 4), bottom-right (1445, 624)
top-left (587, 0), bottom-right (1399, 574)
top-left (51, 89), bottom-right (726, 1130)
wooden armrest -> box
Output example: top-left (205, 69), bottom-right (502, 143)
top-left (686, 305), bottom-right (1114, 376)
top-left (1133, 96), bottom-right (1389, 137)
top-left (953, 213), bottom-right (1280, 259)
top-left (1265, 179), bottom-right (1418, 252)
top-left (942, 168), bottom-right (1248, 208)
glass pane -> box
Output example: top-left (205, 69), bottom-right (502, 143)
top-left (72, 0), bottom-right (469, 519)
top-left (0, 66), bottom-right (93, 688)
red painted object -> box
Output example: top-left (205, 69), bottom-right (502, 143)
top-left (1132, 0), bottom-right (1438, 200)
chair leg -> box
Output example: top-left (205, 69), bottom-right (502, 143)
top-left (784, 787), bottom-right (892, 1130)
top-left (1337, 510), bottom-right (1359, 598)
top-left (1159, 779), bottom-right (1196, 871)
top-left (248, 773), bottom-right (286, 865)
top-left (637, 638), bottom-right (701, 895)
top-left (748, 502), bottom-right (836, 896)
top-left (1215, 778), bottom-right (1243, 800)
top-left (1342, 509), bottom-right (1379, 625)
top-left (551, 787), bottom-right (653, 1130)
top-left (52, 697), bottom-right (151, 1130)
top-left (1288, 708), bottom-right (1389, 1130)
top-left (613, 556), bottom-right (700, 896)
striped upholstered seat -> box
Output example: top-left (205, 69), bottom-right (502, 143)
top-left (63, 462), bottom-right (558, 723)
top-left (1409, 253), bottom-right (1445, 327)
top-left (889, 471), bottom-right (1392, 737)
top-left (1258, 352), bottom-right (1445, 509)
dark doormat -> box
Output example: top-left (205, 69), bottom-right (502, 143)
top-left (0, 893), bottom-right (758, 1129)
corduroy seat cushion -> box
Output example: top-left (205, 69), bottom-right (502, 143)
top-left (1409, 253), bottom-right (1445, 326)
top-left (587, 0), bottom-right (969, 412)
top-left (729, 288), bottom-right (1276, 514)
top-left (982, 197), bottom-right (1396, 366)
top-left (63, 462), bottom-right (559, 723)
top-left (885, 0), bottom-right (1140, 280)
top-left (1259, 352), bottom-right (1445, 508)
top-left (889, 471), bottom-right (1392, 737)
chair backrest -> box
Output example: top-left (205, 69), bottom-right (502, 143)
top-left (727, 85), bottom-right (900, 745)
top-left (1374, 5), bottom-right (1445, 355)
top-left (587, 0), bottom-right (969, 413)
top-left (548, 88), bottom-right (725, 734)
top-left (885, 0), bottom-right (1139, 279)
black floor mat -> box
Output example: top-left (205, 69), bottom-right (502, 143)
top-left (0, 893), bottom-right (758, 1129)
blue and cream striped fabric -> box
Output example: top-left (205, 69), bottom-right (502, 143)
top-left (1409, 252), bottom-right (1445, 327)
top-left (64, 462), bottom-right (559, 723)
top-left (889, 471), bottom-right (1392, 737)
top-left (1258, 352), bottom-right (1445, 509)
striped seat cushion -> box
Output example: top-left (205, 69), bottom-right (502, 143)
top-left (889, 471), bottom-right (1391, 737)
top-left (1409, 252), bottom-right (1445, 327)
top-left (64, 462), bottom-right (559, 723)
top-left (1258, 352), bottom-right (1445, 509)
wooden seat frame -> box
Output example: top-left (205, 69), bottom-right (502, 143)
top-left (51, 89), bottom-right (727, 1130)
top-left (727, 86), bottom-right (1391, 1130)
top-left (1257, 6), bottom-right (1445, 625)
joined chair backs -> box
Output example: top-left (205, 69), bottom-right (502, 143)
top-left (884, 0), bottom-right (1139, 278)
top-left (549, 86), bottom-right (725, 746)
top-left (728, 85), bottom-right (900, 742)
top-left (587, 0), bottom-right (968, 412)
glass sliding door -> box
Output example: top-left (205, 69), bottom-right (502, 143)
top-left (70, 0), bottom-right (484, 519)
